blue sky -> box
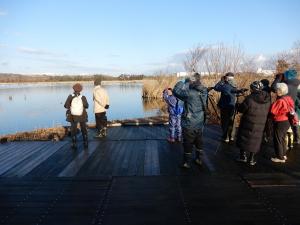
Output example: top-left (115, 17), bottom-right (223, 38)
top-left (0, 0), bottom-right (299, 75)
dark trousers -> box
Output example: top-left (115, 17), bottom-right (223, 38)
top-left (95, 112), bottom-right (107, 132)
top-left (273, 120), bottom-right (290, 159)
top-left (220, 108), bottom-right (236, 140)
top-left (70, 122), bottom-right (87, 137)
top-left (182, 128), bottom-right (203, 154)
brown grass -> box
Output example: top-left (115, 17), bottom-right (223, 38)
top-left (142, 73), bottom-right (274, 124)
top-left (0, 127), bottom-right (67, 143)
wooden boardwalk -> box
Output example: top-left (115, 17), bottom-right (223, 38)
top-left (1, 125), bottom-right (300, 225)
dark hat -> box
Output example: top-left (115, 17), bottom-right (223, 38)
top-left (250, 81), bottom-right (263, 92)
top-left (225, 72), bottom-right (235, 77)
top-left (190, 72), bottom-right (201, 82)
top-left (73, 83), bottom-right (83, 93)
top-left (260, 79), bottom-right (270, 87)
top-left (94, 79), bottom-right (102, 86)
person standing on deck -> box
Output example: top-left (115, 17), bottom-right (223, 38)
top-left (213, 72), bottom-right (246, 143)
top-left (173, 72), bottom-right (208, 169)
top-left (236, 81), bottom-right (271, 166)
top-left (93, 79), bottom-right (110, 138)
top-left (271, 68), bottom-right (300, 144)
top-left (270, 83), bottom-right (294, 163)
top-left (163, 88), bottom-right (183, 143)
top-left (64, 83), bottom-right (89, 149)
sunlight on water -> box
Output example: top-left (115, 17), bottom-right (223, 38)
top-left (0, 82), bottom-right (164, 135)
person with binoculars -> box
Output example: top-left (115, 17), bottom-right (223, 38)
top-left (211, 72), bottom-right (248, 143)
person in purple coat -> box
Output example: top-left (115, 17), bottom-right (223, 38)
top-left (163, 88), bottom-right (183, 143)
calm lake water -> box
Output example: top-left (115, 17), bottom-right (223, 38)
top-left (0, 82), bottom-right (164, 135)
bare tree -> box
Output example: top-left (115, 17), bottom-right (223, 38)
top-left (240, 56), bottom-right (257, 73)
top-left (183, 44), bottom-right (208, 73)
top-left (204, 43), bottom-right (245, 78)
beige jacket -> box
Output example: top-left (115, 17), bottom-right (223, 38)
top-left (93, 85), bottom-right (109, 113)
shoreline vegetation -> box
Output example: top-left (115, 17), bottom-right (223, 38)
top-left (0, 116), bottom-right (168, 143)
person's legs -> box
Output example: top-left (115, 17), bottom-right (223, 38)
top-left (175, 115), bottom-right (182, 141)
top-left (220, 108), bottom-right (228, 139)
top-left (273, 121), bottom-right (290, 160)
top-left (70, 122), bottom-right (78, 149)
top-left (227, 108), bottom-right (236, 141)
top-left (194, 129), bottom-right (203, 165)
top-left (182, 128), bottom-right (195, 168)
top-left (168, 114), bottom-right (176, 142)
top-left (80, 122), bottom-right (88, 148)
top-left (95, 113), bottom-right (102, 133)
top-left (95, 112), bottom-right (107, 137)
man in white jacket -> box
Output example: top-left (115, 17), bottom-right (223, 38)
top-left (93, 79), bottom-right (110, 137)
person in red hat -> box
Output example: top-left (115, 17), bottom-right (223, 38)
top-left (64, 83), bottom-right (89, 149)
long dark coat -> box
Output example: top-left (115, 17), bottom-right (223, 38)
top-left (236, 90), bottom-right (271, 153)
top-left (64, 93), bottom-right (89, 122)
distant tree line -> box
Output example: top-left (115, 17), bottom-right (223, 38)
top-left (0, 73), bottom-right (146, 83)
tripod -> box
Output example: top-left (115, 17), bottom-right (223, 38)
top-left (207, 94), bottom-right (221, 122)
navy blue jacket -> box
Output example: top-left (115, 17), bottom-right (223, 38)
top-left (213, 81), bottom-right (238, 109)
top-left (173, 81), bottom-right (208, 129)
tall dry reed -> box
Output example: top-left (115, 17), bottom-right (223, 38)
top-left (142, 73), bottom-right (274, 124)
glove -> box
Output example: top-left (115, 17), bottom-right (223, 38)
top-left (104, 105), bottom-right (109, 109)
top-left (240, 88), bottom-right (248, 92)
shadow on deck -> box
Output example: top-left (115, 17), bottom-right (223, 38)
top-left (0, 125), bottom-right (300, 225)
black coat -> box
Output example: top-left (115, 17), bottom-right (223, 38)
top-left (236, 91), bottom-right (271, 153)
top-left (64, 93), bottom-right (89, 122)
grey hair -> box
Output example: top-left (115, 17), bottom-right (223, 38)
top-left (276, 82), bottom-right (288, 96)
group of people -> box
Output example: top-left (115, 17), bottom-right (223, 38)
top-left (163, 68), bottom-right (300, 168)
top-left (64, 79), bottom-right (110, 150)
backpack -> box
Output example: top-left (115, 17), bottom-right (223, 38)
top-left (174, 99), bottom-right (184, 115)
top-left (70, 94), bottom-right (83, 116)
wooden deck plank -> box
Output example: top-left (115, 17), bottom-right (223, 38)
top-left (58, 141), bottom-right (100, 177)
top-left (3, 141), bottom-right (67, 177)
top-left (24, 141), bottom-right (86, 177)
top-left (0, 142), bottom-right (50, 176)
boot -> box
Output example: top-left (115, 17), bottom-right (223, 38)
top-left (236, 150), bottom-right (247, 163)
top-left (181, 153), bottom-right (192, 169)
top-left (83, 134), bottom-right (88, 149)
top-left (71, 136), bottom-right (77, 150)
top-left (102, 127), bottom-right (107, 137)
top-left (195, 148), bottom-right (203, 166)
top-left (248, 152), bottom-right (256, 166)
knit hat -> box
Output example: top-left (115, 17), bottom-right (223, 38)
top-left (276, 82), bottom-right (288, 96)
top-left (189, 72), bottom-right (201, 82)
top-left (73, 83), bottom-right (83, 93)
top-left (250, 81), bottom-right (263, 92)
top-left (284, 69), bottom-right (297, 80)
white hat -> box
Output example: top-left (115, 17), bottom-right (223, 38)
top-left (276, 82), bottom-right (288, 96)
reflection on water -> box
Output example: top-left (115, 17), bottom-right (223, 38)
top-left (143, 99), bottom-right (166, 115)
top-left (0, 82), bottom-right (164, 135)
